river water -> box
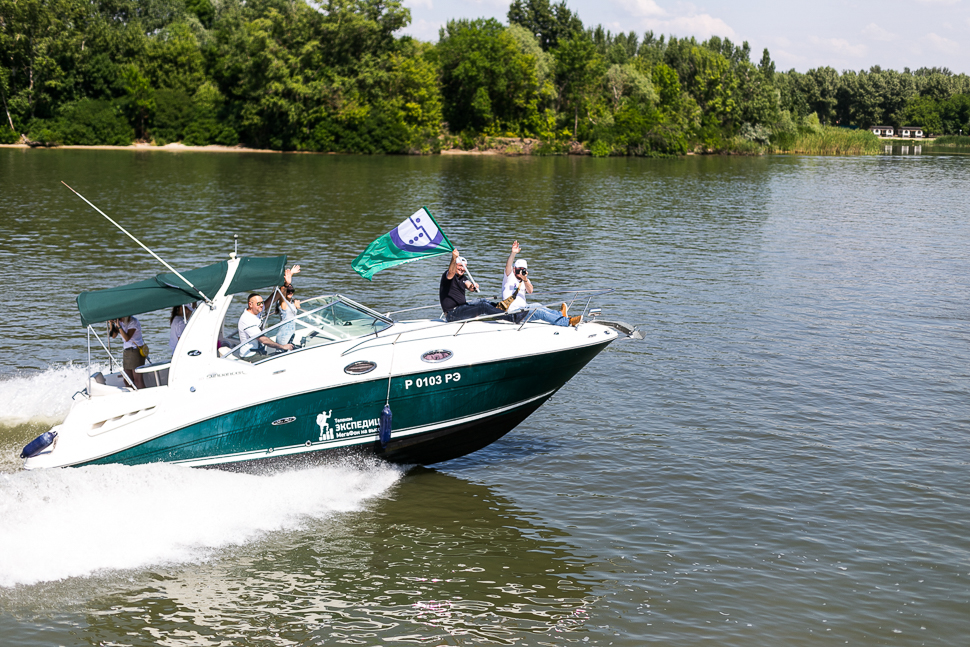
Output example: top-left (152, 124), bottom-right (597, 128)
top-left (1, 149), bottom-right (968, 645)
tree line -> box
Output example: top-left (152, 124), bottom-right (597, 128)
top-left (2, 0), bottom-right (968, 154)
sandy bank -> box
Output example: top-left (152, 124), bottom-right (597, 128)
top-left (0, 142), bottom-right (285, 153)
top-left (1, 137), bottom-right (585, 156)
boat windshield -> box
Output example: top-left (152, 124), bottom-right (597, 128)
top-left (225, 295), bottom-right (392, 363)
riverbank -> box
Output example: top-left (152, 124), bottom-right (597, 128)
top-left (0, 131), bottom-right (885, 156)
top-left (0, 138), bottom-right (581, 156)
top-left (0, 142), bottom-right (283, 154)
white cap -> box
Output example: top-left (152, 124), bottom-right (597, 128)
top-left (513, 259), bottom-right (527, 269)
top-left (456, 256), bottom-right (468, 266)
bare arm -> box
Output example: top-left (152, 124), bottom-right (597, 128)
top-left (258, 335), bottom-right (294, 351)
top-left (505, 240), bottom-right (520, 277)
top-left (114, 320), bottom-right (136, 342)
top-left (446, 248), bottom-right (459, 279)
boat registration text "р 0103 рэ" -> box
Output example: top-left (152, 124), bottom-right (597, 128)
top-left (405, 372), bottom-right (461, 390)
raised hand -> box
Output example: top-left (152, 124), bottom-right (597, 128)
top-left (511, 240), bottom-right (521, 255)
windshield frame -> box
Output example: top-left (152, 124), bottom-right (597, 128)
top-left (222, 294), bottom-right (394, 364)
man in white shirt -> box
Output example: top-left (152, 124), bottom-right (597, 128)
top-left (502, 241), bottom-right (581, 326)
top-left (238, 293), bottom-right (294, 356)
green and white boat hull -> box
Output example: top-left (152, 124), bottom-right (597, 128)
top-left (23, 257), bottom-right (623, 471)
top-left (81, 341), bottom-right (610, 468)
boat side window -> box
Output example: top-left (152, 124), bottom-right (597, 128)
top-left (224, 295), bottom-right (392, 364)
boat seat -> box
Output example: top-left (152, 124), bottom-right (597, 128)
top-left (91, 372), bottom-right (107, 385)
top-left (135, 362), bottom-right (171, 388)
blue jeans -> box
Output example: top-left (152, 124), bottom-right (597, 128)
top-left (276, 322), bottom-right (295, 345)
top-left (445, 299), bottom-right (525, 323)
top-left (518, 305), bottom-right (569, 326)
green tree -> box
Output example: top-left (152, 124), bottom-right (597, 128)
top-left (758, 48), bottom-right (775, 82)
top-left (735, 62), bottom-right (778, 128)
top-left (916, 71), bottom-right (954, 102)
top-left (902, 95), bottom-right (942, 133)
top-left (774, 70), bottom-right (809, 118)
top-left (184, 81), bottom-right (236, 145)
top-left (122, 65), bottom-right (154, 139)
top-left (0, 0), bottom-right (84, 123)
top-left (680, 45), bottom-right (737, 140)
top-left (53, 97), bottom-right (133, 144)
top-left (208, 0), bottom-right (412, 150)
top-left (507, 0), bottom-right (582, 51)
top-left (552, 34), bottom-right (604, 138)
top-left (437, 18), bottom-right (546, 135)
top-left (152, 88), bottom-right (193, 143)
top-left (145, 21), bottom-right (206, 95)
top-left (610, 62), bottom-right (693, 154)
top-left (604, 63), bottom-right (656, 113)
top-left (803, 66), bottom-right (839, 125)
top-left (938, 94), bottom-right (970, 134)
top-left (384, 40), bottom-right (443, 151)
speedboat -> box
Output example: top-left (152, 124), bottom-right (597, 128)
top-left (22, 254), bottom-right (637, 470)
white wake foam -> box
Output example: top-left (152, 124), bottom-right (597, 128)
top-left (0, 461), bottom-right (401, 587)
top-left (0, 363), bottom-right (96, 426)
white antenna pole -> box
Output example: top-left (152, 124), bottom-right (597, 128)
top-left (61, 181), bottom-right (213, 306)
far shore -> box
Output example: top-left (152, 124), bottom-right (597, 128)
top-left (1, 142), bottom-right (286, 154)
top-left (1, 135), bottom-right (946, 157)
top-left (0, 141), bottom-right (524, 155)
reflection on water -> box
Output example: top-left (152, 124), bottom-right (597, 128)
top-left (0, 469), bottom-right (596, 645)
top-left (887, 143), bottom-right (970, 155)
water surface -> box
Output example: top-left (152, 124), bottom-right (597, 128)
top-left (1, 149), bottom-right (968, 645)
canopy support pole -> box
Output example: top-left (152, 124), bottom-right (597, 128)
top-left (89, 326), bottom-right (136, 390)
top-left (87, 326), bottom-right (92, 399)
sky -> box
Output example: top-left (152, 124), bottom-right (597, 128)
top-left (400, 0), bottom-right (970, 74)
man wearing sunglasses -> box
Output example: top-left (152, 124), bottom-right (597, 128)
top-left (502, 241), bottom-right (581, 326)
top-left (238, 293), bottom-right (295, 356)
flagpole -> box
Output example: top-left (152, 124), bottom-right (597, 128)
top-left (423, 207), bottom-right (480, 291)
top-left (463, 268), bottom-right (480, 292)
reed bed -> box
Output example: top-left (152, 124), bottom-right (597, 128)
top-left (776, 127), bottom-right (882, 155)
top-left (932, 135), bottom-right (970, 146)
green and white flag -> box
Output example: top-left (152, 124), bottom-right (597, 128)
top-left (352, 207), bottom-right (454, 280)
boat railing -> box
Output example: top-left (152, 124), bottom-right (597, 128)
top-left (343, 288), bottom-right (617, 356)
top-left (382, 288), bottom-right (616, 318)
top-left (527, 288), bottom-right (616, 321)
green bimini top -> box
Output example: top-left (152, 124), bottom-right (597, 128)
top-left (76, 255), bottom-right (287, 327)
